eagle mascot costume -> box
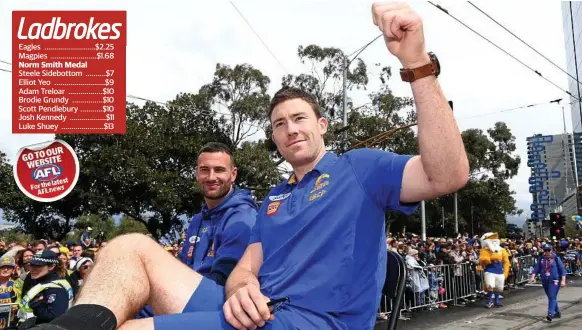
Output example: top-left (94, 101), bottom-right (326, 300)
top-left (479, 232), bottom-right (510, 307)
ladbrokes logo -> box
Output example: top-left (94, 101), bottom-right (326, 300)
top-left (16, 16), bottom-right (123, 40)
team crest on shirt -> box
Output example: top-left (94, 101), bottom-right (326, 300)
top-left (309, 173), bottom-right (330, 200)
top-left (266, 201), bottom-right (281, 216)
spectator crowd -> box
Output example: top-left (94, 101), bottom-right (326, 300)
top-left (380, 232), bottom-right (582, 320)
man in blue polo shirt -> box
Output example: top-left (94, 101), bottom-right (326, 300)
top-left (33, 3), bottom-right (468, 330)
top-left (136, 142), bottom-right (258, 318)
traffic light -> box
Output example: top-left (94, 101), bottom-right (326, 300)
top-left (549, 213), bottom-right (565, 238)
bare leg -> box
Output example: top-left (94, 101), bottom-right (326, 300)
top-left (75, 233), bottom-right (203, 325)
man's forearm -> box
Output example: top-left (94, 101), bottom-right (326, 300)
top-left (411, 71), bottom-right (469, 190)
top-left (225, 266), bottom-right (260, 299)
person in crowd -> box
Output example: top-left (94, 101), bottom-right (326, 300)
top-left (135, 142), bottom-right (258, 319)
top-left (68, 245), bottom-right (83, 270)
top-left (69, 258), bottom-right (93, 299)
top-left (32, 241), bottom-right (46, 255)
top-left (0, 256), bottom-right (18, 329)
top-left (29, 3), bottom-right (469, 330)
top-left (17, 251), bottom-right (73, 328)
top-left (80, 228), bottom-right (93, 250)
top-left (529, 244), bottom-right (567, 322)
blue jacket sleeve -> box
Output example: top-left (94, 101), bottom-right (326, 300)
top-left (210, 206), bottom-right (257, 285)
top-left (29, 286), bottom-right (69, 323)
top-left (556, 257), bottom-right (567, 277)
top-left (531, 257), bottom-right (541, 275)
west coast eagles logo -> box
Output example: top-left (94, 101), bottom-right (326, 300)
top-left (309, 173), bottom-right (329, 201)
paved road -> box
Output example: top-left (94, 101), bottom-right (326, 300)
top-left (392, 276), bottom-right (582, 330)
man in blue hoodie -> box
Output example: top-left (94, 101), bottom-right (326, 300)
top-left (136, 142), bottom-right (258, 318)
top-left (31, 3), bottom-right (469, 330)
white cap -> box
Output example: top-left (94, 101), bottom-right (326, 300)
top-left (87, 227), bottom-right (92, 231)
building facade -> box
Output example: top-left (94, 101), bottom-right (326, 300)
top-left (527, 134), bottom-right (576, 222)
top-left (562, 2), bottom-right (582, 183)
top-left (561, 2), bottom-right (582, 223)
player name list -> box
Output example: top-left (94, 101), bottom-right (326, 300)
top-left (12, 11), bottom-right (127, 134)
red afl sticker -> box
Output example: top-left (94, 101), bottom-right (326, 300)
top-left (13, 139), bottom-right (80, 202)
top-left (266, 201), bottom-right (281, 216)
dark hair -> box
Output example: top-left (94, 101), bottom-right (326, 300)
top-left (197, 142), bottom-right (235, 167)
top-left (32, 240), bottom-right (46, 248)
top-left (268, 87), bottom-right (321, 120)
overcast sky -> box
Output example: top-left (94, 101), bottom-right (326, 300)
top-left (0, 1), bottom-right (573, 227)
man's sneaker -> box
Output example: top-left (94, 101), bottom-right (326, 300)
top-left (486, 302), bottom-right (494, 308)
top-left (554, 312), bottom-right (561, 318)
top-left (546, 315), bottom-right (552, 322)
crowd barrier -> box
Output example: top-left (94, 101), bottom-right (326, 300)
top-left (377, 254), bottom-right (582, 322)
top-left (0, 302), bottom-right (19, 329)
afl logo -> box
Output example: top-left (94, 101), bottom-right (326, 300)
top-left (32, 164), bottom-right (62, 182)
top-left (189, 236), bottom-right (200, 244)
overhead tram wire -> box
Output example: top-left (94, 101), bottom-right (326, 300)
top-left (348, 97), bottom-right (571, 150)
top-left (427, 1), bottom-right (579, 102)
top-left (346, 34), bottom-right (383, 62)
top-left (467, 1), bottom-right (582, 87)
top-left (229, 1), bottom-right (289, 74)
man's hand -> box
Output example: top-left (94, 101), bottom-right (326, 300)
top-left (372, 2), bottom-right (428, 68)
top-left (223, 283), bottom-right (273, 330)
top-left (561, 280), bottom-right (566, 288)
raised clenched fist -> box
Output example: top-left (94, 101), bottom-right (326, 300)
top-left (371, 2), bottom-right (429, 69)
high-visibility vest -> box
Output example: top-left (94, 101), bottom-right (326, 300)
top-left (17, 279), bottom-right (73, 321)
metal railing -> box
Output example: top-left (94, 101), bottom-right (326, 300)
top-left (0, 303), bottom-right (19, 329)
top-left (377, 254), bottom-right (581, 320)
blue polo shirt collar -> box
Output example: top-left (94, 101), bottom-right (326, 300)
top-left (286, 152), bottom-right (338, 185)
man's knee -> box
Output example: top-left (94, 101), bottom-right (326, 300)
top-left (103, 233), bottom-right (157, 254)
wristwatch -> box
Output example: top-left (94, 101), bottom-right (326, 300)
top-left (400, 52), bottom-right (440, 82)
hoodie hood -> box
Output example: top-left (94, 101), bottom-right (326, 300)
top-left (202, 186), bottom-right (257, 216)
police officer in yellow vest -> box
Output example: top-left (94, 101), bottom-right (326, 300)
top-left (17, 251), bottom-right (73, 328)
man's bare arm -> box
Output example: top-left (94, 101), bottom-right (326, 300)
top-left (225, 242), bottom-right (263, 299)
top-left (371, 3), bottom-right (469, 203)
top-left (400, 73), bottom-right (469, 203)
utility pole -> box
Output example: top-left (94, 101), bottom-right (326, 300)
top-left (441, 206), bottom-right (445, 236)
top-left (470, 204), bottom-right (474, 236)
top-left (421, 200), bottom-right (426, 241)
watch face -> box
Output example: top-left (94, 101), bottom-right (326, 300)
top-left (430, 52), bottom-right (440, 76)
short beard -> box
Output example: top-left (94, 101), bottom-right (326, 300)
top-left (204, 184), bottom-right (232, 200)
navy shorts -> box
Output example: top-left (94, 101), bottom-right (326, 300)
top-left (153, 278), bottom-right (329, 330)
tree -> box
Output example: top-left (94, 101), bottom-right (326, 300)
top-left (201, 64), bottom-right (271, 147)
top-left (74, 214), bottom-right (116, 241)
top-left (112, 216), bottom-right (149, 237)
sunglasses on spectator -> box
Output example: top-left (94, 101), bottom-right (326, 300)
top-left (82, 265), bottom-right (91, 270)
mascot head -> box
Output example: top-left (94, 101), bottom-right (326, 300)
top-left (480, 232), bottom-right (501, 253)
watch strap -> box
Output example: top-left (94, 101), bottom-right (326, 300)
top-left (400, 53), bottom-right (439, 82)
